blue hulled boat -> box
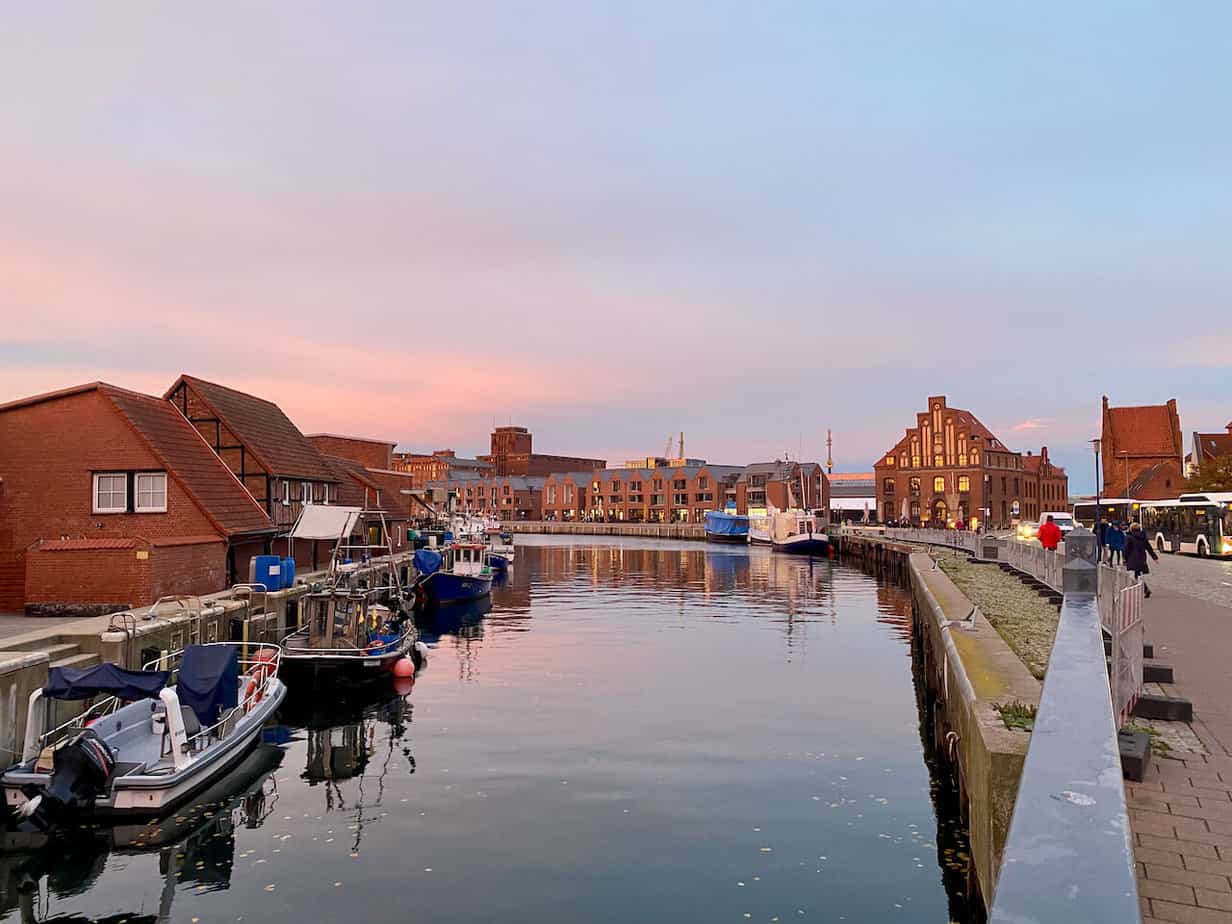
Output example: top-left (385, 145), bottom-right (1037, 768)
top-left (413, 545), bottom-right (494, 608)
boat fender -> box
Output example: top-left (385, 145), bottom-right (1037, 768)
top-left (393, 657), bottom-right (415, 678)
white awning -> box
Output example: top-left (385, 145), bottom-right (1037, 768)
top-left (830, 497), bottom-right (876, 510)
top-left (289, 504), bottom-right (362, 540)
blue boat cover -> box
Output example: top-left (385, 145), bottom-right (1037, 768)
top-left (413, 548), bottom-right (442, 576)
top-left (704, 511), bottom-right (750, 536)
top-left (43, 663), bottom-right (169, 701)
top-left (176, 645), bottom-right (239, 726)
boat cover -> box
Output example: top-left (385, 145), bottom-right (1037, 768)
top-left (413, 548), bottom-right (442, 576)
top-left (43, 663), bottom-right (170, 701)
top-left (176, 645), bottom-right (239, 726)
top-left (704, 511), bottom-right (750, 536)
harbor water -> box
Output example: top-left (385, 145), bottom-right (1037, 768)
top-left (1, 536), bottom-right (973, 923)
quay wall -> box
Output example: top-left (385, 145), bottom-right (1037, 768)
top-left (840, 533), bottom-right (1040, 913)
top-left (506, 521), bottom-right (706, 541)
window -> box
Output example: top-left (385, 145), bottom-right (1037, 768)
top-left (673, 479), bottom-right (687, 490)
top-left (933, 476), bottom-right (945, 493)
top-left (886, 456), bottom-right (895, 466)
top-left (971, 450), bottom-right (979, 464)
top-left (375, 489), bottom-right (382, 506)
top-left (547, 486), bottom-right (557, 504)
top-left (909, 477), bottom-right (920, 496)
top-left (653, 479), bottom-right (663, 490)
top-left (958, 476), bottom-right (970, 493)
top-left (93, 473), bottom-right (127, 513)
top-left (282, 481), bottom-right (290, 506)
top-left (302, 481), bottom-right (312, 504)
top-left (698, 477), bottom-right (709, 489)
top-left (883, 478), bottom-right (895, 494)
top-left (135, 473), bottom-right (167, 512)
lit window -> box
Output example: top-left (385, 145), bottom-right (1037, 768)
top-left (886, 456), bottom-right (895, 466)
top-left (958, 476), bottom-right (970, 493)
top-left (934, 454), bottom-right (944, 467)
top-left (93, 473), bottom-right (127, 513)
top-left (971, 451), bottom-right (979, 464)
top-left (933, 476), bottom-right (945, 493)
top-left (909, 477), bottom-right (920, 496)
top-left (135, 473), bottom-right (167, 512)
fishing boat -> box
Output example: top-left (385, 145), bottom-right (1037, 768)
top-left (770, 508), bottom-right (830, 556)
top-left (704, 510), bottom-right (750, 544)
top-left (2, 643), bottom-right (285, 828)
top-left (483, 526), bottom-right (516, 571)
top-left (748, 508), bottom-right (772, 545)
top-left (280, 584), bottom-right (422, 685)
top-left (412, 544), bottom-right (494, 608)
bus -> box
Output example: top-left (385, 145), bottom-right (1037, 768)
top-left (1071, 498), bottom-right (1136, 528)
top-left (1139, 493), bottom-right (1232, 557)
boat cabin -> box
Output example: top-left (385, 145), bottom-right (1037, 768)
top-left (294, 587), bottom-right (402, 654)
top-left (444, 543), bottom-right (491, 578)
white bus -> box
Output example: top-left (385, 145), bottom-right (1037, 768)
top-left (1139, 493), bottom-right (1232, 558)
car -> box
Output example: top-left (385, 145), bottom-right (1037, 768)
top-left (1041, 512), bottom-right (1077, 534)
top-left (1017, 520), bottom-right (1039, 540)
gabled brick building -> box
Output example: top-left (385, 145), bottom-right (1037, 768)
top-left (735, 461), bottom-right (827, 514)
top-left (1191, 422), bottom-right (1232, 472)
top-left (875, 395), bottom-right (1068, 528)
top-left (306, 434), bottom-right (395, 471)
top-left (1100, 396), bottom-right (1185, 500)
top-left (441, 474), bottom-right (546, 521)
top-left (165, 375), bottom-right (340, 529)
top-left (0, 383), bottom-right (275, 614)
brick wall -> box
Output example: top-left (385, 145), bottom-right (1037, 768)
top-left (307, 435), bottom-right (393, 470)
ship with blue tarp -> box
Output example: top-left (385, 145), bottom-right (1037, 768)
top-left (704, 509), bottom-right (750, 544)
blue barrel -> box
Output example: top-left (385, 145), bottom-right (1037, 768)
top-left (250, 555), bottom-right (281, 591)
top-left (281, 558), bottom-right (296, 589)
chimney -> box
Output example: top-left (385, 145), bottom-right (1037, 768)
top-left (1102, 395), bottom-right (1109, 411)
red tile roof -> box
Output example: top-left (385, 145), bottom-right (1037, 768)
top-left (1195, 432), bottom-right (1232, 462)
top-left (167, 375), bottom-right (337, 483)
top-left (38, 538), bottom-right (138, 551)
top-left (1104, 404), bottom-right (1181, 457)
top-left (105, 386), bottom-right (275, 537)
top-left (323, 455), bottom-right (378, 508)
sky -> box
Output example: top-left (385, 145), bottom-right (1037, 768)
top-left (2, 3), bottom-right (1229, 491)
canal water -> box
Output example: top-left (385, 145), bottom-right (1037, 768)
top-left (1, 537), bottom-right (972, 923)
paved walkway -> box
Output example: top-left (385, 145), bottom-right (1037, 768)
top-left (1127, 580), bottom-right (1232, 922)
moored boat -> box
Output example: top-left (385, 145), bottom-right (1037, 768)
top-left (704, 510), bottom-right (750, 544)
top-left (484, 526), bottom-right (516, 571)
top-left (770, 509), bottom-right (830, 556)
top-left (3, 643), bottom-right (285, 828)
top-left (748, 508), bottom-right (772, 545)
top-left (413, 544), bottom-right (494, 608)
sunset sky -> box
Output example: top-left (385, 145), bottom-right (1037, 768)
top-left (2, 3), bottom-right (1228, 490)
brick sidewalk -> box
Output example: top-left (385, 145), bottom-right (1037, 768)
top-left (1128, 586), bottom-right (1232, 922)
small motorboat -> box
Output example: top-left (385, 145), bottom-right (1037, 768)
top-left (483, 527), bottom-right (516, 572)
top-left (2, 643), bottom-right (285, 828)
top-left (280, 584), bottom-right (423, 686)
top-left (770, 509), bottom-right (831, 556)
top-left (412, 544), bottom-right (493, 608)
top-left (748, 508), bottom-right (772, 545)
top-left (704, 510), bottom-right (750, 544)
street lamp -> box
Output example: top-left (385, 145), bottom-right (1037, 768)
top-left (1120, 450), bottom-right (1132, 522)
top-left (1090, 438), bottom-right (1102, 529)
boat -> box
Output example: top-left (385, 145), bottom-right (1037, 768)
top-left (280, 584), bottom-right (423, 685)
top-left (2, 643), bottom-right (286, 828)
top-left (770, 508), bottom-right (831, 556)
top-left (483, 526), bottom-right (516, 571)
top-left (748, 508), bottom-right (772, 545)
top-left (412, 544), bottom-right (494, 608)
top-left (704, 510), bottom-right (750, 544)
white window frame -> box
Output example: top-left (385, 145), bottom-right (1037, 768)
top-left (302, 480), bottom-right (312, 505)
top-left (282, 480), bottom-right (290, 506)
top-left (134, 472), bottom-right (168, 513)
top-left (93, 473), bottom-right (128, 514)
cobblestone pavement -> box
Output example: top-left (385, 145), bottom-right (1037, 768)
top-left (1144, 552), bottom-right (1232, 610)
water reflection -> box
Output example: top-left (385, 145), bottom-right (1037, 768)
top-left (0, 744), bottom-right (282, 923)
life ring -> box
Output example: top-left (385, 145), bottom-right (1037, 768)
top-left (365, 639), bottom-right (387, 655)
top-left (243, 676), bottom-right (262, 712)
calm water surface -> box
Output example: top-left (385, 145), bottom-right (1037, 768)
top-left (2, 537), bottom-right (972, 923)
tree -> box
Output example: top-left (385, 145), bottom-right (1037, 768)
top-left (1186, 455), bottom-right (1232, 493)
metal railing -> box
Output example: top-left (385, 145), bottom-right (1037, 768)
top-left (881, 526), bottom-right (978, 553)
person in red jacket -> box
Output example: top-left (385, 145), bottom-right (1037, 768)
top-left (1037, 514), bottom-right (1062, 551)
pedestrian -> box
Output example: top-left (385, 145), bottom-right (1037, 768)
top-left (1038, 514), bottom-right (1062, 551)
top-left (1107, 521), bottom-right (1126, 566)
top-left (1124, 522), bottom-right (1158, 598)
top-left (1096, 518), bottom-right (1108, 555)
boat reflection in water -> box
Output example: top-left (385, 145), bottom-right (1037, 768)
top-left (0, 744), bottom-right (283, 924)
top-left (277, 684), bottom-right (416, 852)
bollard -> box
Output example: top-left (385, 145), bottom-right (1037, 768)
top-left (1064, 525), bottom-right (1098, 568)
top-left (1062, 557), bottom-right (1098, 596)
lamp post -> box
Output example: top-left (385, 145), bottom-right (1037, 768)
top-left (1090, 438), bottom-right (1102, 529)
top-left (1120, 451), bottom-right (1132, 522)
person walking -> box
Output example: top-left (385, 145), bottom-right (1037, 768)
top-left (1096, 518), bottom-right (1109, 558)
top-left (1124, 522), bottom-right (1158, 598)
top-left (1038, 514), bottom-right (1062, 551)
top-left (1107, 521), bottom-right (1126, 566)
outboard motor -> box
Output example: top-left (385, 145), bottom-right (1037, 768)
top-left (20, 728), bottom-right (116, 828)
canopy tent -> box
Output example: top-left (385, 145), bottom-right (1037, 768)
top-left (176, 645), bottom-right (239, 726)
top-left (289, 504), bottom-right (362, 541)
top-left (43, 663), bottom-right (170, 701)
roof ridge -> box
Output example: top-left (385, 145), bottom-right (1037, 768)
top-left (176, 373), bottom-right (281, 408)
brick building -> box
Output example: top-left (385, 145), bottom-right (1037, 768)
top-left (391, 449), bottom-right (492, 487)
top-left (440, 475), bottom-right (546, 521)
top-left (0, 383), bottom-right (276, 615)
top-left (166, 375), bottom-right (339, 531)
top-left (478, 425), bottom-right (606, 477)
top-left (1190, 421), bottom-right (1232, 473)
top-left (540, 472), bottom-right (592, 521)
top-left (734, 461), bottom-right (828, 514)
top-left (306, 433), bottom-right (396, 471)
top-left (538, 464), bottom-right (746, 523)
top-left (874, 395), bottom-right (1068, 528)
top-left (1021, 448), bottom-right (1069, 521)
top-left (1100, 396), bottom-right (1185, 500)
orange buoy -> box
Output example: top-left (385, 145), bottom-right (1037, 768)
top-left (393, 657), bottom-right (416, 678)
top-left (393, 676), bottom-right (415, 696)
